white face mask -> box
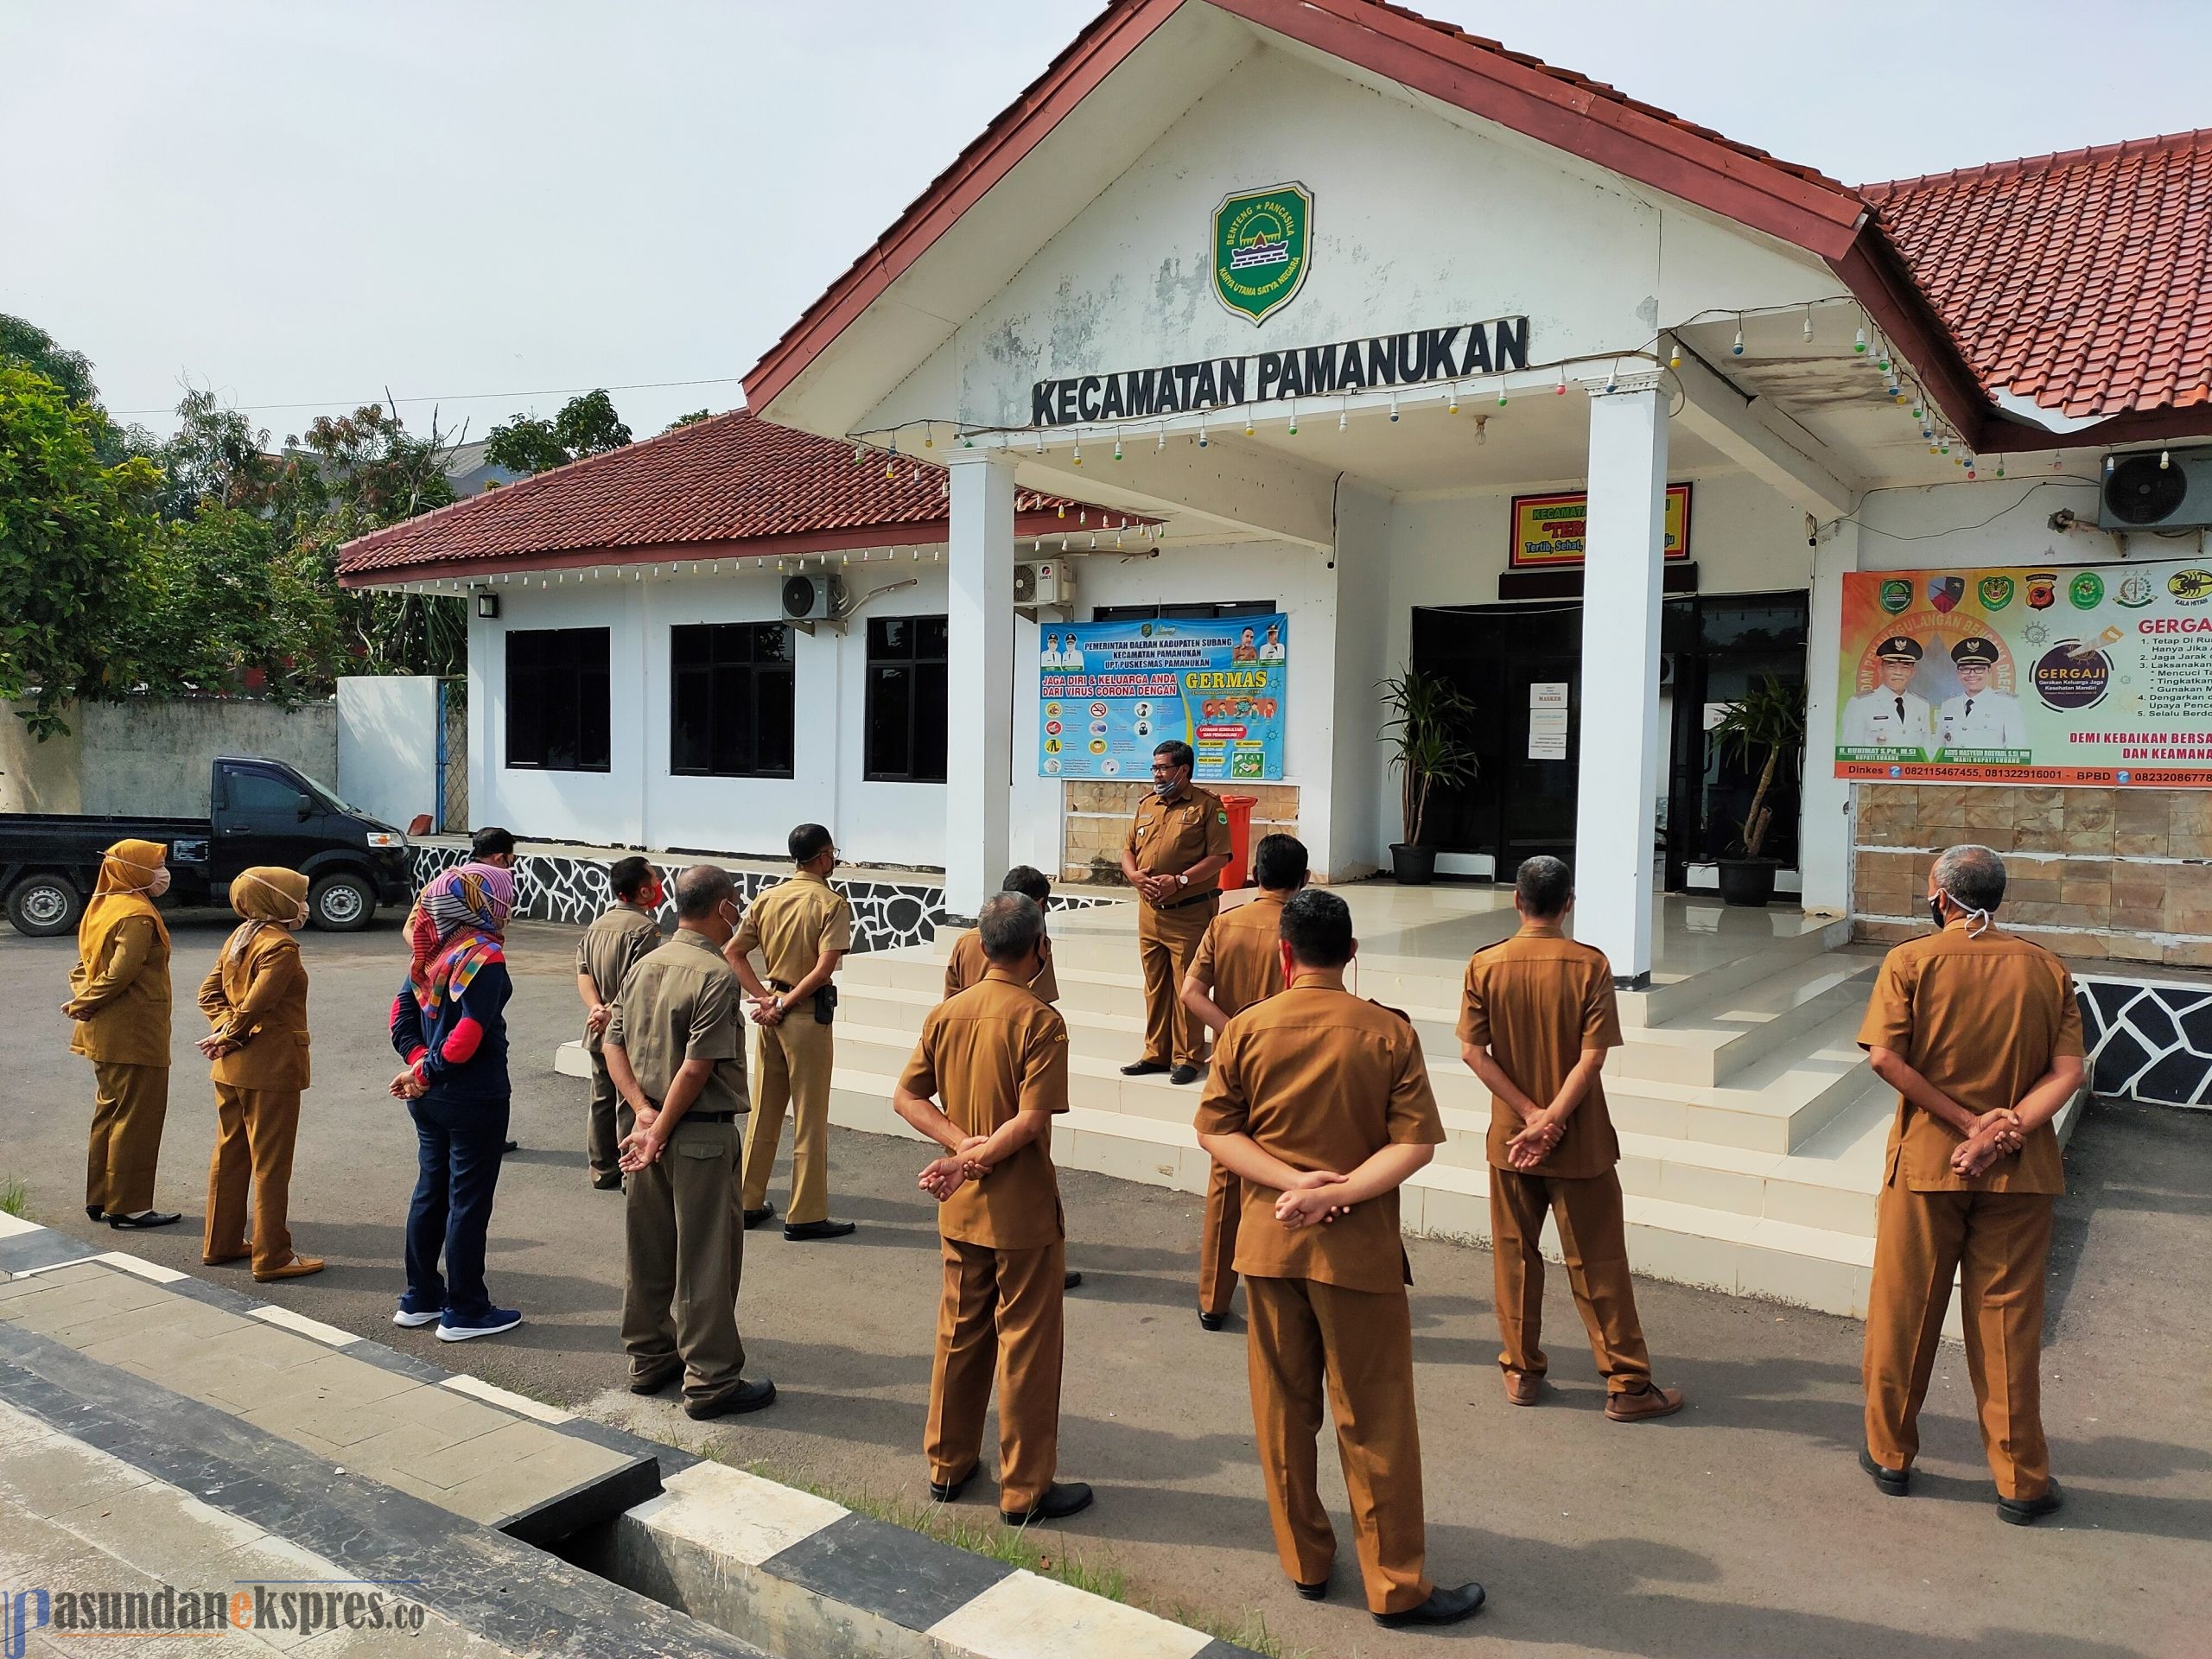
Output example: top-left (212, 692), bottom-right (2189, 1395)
top-left (1153, 776), bottom-right (1179, 800)
top-left (147, 867), bottom-right (173, 899)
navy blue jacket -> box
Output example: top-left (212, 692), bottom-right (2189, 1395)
top-left (390, 958), bottom-right (512, 1106)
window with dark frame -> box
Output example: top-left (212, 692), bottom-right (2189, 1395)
top-left (1090, 600), bottom-right (1275, 622)
top-left (864, 615), bottom-right (949, 783)
top-left (505, 627), bottom-right (611, 772)
top-left (670, 622), bottom-right (795, 779)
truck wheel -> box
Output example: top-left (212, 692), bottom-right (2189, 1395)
top-left (6, 874), bottom-right (83, 938)
top-left (308, 873), bottom-right (375, 932)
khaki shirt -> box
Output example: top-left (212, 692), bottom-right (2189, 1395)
top-left (576, 902), bottom-right (664, 1052)
top-left (1195, 982), bottom-right (1445, 1294)
top-left (606, 930), bottom-right (749, 1119)
top-left (898, 969), bottom-right (1069, 1250)
top-left (1858, 922), bottom-right (2083, 1194)
top-left (734, 871), bottom-right (852, 987)
top-left (198, 932), bottom-right (311, 1090)
top-left (67, 916), bottom-right (172, 1066)
top-left (944, 929), bottom-right (1058, 1005)
top-left (1126, 785), bottom-right (1233, 903)
top-left (1456, 924), bottom-right (1624, 1178)
top-left (1188, 892), bottom-right (1287, 1020)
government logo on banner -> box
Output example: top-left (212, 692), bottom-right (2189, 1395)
top-left (1212, 184), bottom-right (1312, 325)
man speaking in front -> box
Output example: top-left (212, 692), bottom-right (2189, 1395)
top-left (1121, 740), bottom-right (1231, 1086)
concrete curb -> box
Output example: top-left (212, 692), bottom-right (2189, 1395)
top-left (0, 1211), bottom-right (1261, 1659)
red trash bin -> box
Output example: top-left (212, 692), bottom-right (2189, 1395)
top-left (1219, 795), bottom-right (1258, 890)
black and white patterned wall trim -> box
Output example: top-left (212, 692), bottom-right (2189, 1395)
top-left (406, 847), bottom-right (1120, 954)
top-left (2077, 976), bottom-right (2212, 1109)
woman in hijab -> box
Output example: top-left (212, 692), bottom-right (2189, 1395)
top-left (197, 868), bottom-right (321, 1281)
top-left (388, 862), bottom-right (519, 1341)
top-left (62, 839), bottom-right (180, 1230)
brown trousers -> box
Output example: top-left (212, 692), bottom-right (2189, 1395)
top-left (1864, 1181), bottom-right (2054, 1500)
top-left (1198, 1161), bottom-right (1242, 1317)
top-left (623, 1116), bottom-right (746, 1403)
top-left (1489, 1165), bottom-right (1653, 1393)
top-left (1245, 1274), bottom-right (1432, 1616)
top-left (586, 1052), bottom-right (633, 1183)
top-left (926, 1234), bottom-right (1066, 1513)
top-left (1137, 899), bottom-right (1214, 1069)
top-left (203, 1084), bottom-right (302, 1274)
top-left (86, 1061), bottom-right (169, 1217)
top-left (742, 1011), bottom-right (834, 1224)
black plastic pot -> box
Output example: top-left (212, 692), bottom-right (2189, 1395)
top-left (1717, 858), bottom-right (1778, 907)
top-left (1390, 842), bottom-right (1438, 886)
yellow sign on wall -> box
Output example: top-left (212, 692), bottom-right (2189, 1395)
top-left (1510, 484), bottom-right (1692, 568)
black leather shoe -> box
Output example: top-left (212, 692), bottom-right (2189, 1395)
top-left (1373, 1582), bottom-right (1486, 1627)
top-left (1064, 1270), bottom-right (1084, 1291)
top-left (1198, 1310), bottom-right (1228, 1332)
top-left (1294, 1577), bottom-right (1330, 1601)
top-left (107, 1211), bottom-right (181, 1230)
top-left (628, 1363), bottom-right (682, 1396)
top-left (1001, 1480), bottom-right (1093, 1527)
top-left (784, 1219), bottom-right (856, 1242)
top-left (1120, 1059), bottom-right (1169, 1076)
top-left (1998, 1478), bottom-right (2063, 1526)
top-left (501, 1140), bottom-right (518, 1154)
top-left (592, 1172), bottom-right (623, 1191)
top-left (1859, 1446), bottom-right (1910, 1497)
top-left (1168, 1065), bottom-right (1200, 1085)
top-left (684, 1376), bottom-right (777, 1420)
top-left (86, 1205), bottom-right (104, 1222)
top-left (929, 1465), bottom-right (977, 1503)
top-left (742, 1204), bottom-right (775, 1230)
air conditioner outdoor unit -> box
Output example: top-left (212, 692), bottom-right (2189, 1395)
top-left (780, 573), bottom-right (842, 621)
top-left (1014, 560), bottom-right (1075, 607)
top-left (2098, 448), bottom-right (2212, 531)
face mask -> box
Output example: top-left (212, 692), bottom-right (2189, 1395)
top-left (148, 868), bottom-right (173, 899)
top-left (1153, 777), bottom-right (1178, 800)
top-left (291, 903), bottom-right (310, 929)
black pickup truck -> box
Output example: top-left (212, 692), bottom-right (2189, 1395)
top-left (1, 756), bottom-right (416, 937)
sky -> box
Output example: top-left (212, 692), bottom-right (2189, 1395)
top-left (4, 0), bottom-right (2207, 444)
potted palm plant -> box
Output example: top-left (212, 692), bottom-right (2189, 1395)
top-left (1380, 667), bottom-right (1478, 886)
top-left (1707, 674), bottom-right (1806, 907)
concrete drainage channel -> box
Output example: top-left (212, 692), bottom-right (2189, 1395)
top-left (0, 1214), bottom-right (1251, 1659)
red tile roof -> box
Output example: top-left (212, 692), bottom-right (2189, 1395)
top-left (335, 409), bottom-right (1094, 582)
top-left (1863, 130), bottom-right (2212, 421)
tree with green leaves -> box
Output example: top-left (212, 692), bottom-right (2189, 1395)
top-left (0, 315), bottom-right (98, 407)
top-left (484, 389), bottom-right (632, 474)
top-left (0, 366), bottom-right (162, 736)
top-left (663, 408), bottom-right (712, 433)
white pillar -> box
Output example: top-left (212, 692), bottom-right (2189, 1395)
top-left (944, 451), bottom-right (1017, 920)
top-left (1573, 375), bottom-right (1669, 986)
top-left (1798, 518), bottom-right (1859, 915)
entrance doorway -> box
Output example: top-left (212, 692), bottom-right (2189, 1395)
top-left (1410, 591), bottom-right (1808, 887)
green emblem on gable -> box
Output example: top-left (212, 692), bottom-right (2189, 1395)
top-left (1212, 183), bottom-right (1313, 325)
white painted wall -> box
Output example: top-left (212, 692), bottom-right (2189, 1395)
top-left (336, 676), bottom-right (439, 831)
top-left (868, 43), bottom-right (1833, 438)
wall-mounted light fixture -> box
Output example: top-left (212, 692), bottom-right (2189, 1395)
top-left (475, 592), bottom-right (500, 620)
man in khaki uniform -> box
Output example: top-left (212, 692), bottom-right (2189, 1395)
top-left (1458, 856), bottom-right (1682, 1420)
top-left (1121, 740), bottom-right (1232, 1086)
top-left (1197, 890), bottom-right (1482, 1628)
top-left (1179, 832), bottom-right (1307, 1332)
top-left (894, 893), bottom-right (1092, 1527)
top-left (604, 864), bottom-right (774, 1421)
top-left (1858, 843), bottom-right (2084, 1524)
top-left (576, 856), bottom-right (665, 1190)
top-left (727, 823), bottom-right (854, 1241)
top-left (942, 866), bottom-right (1081, 1294)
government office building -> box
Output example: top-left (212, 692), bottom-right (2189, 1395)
top-left (341, 0), bottom-right (2212, 1106)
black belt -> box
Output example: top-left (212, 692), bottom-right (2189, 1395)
top-left (1155, 888), bottom-right (1217, 911)
top-left (686, 1110), bottom-right (738, 1123)
top-left (768, 979), bottom-right (795, 992)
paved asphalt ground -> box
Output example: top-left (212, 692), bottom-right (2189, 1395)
top-left (5, 912), bottom-right (2208, 1659)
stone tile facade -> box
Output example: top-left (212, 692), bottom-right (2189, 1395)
top-left (1852, 785), bottom-right (2212, 969)
top-left (1060, 781), bottom-right (1300, 886)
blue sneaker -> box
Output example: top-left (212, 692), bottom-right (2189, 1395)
top-left (437, 1306), bottom-right (522, 1343)
top-left (392, 1292), bottom-right (442, 1329)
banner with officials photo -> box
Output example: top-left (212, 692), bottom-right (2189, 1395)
top-left (1834, 559), bottom-right (2212, 787)
top-left (1038, 613), bottom-right (1287, 783)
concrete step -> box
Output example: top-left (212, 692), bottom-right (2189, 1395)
top-left (1617, 915), bottom-right (1853, 1029)
top-left (1606, 952), bottom-right (1880, 1089)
